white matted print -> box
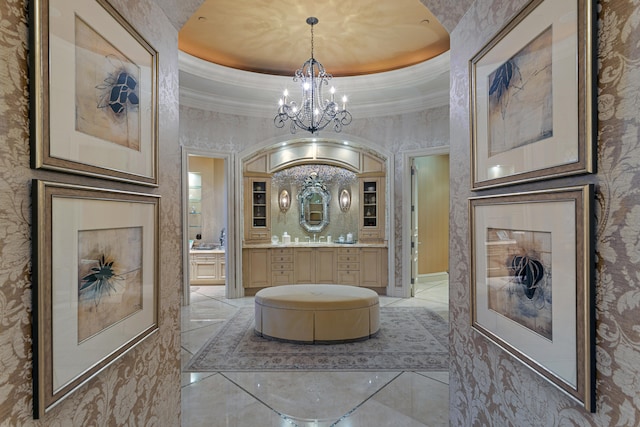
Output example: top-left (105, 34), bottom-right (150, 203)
top-left (470, 0), bottom-right (595, 189)
top-left (32, 181), bottom-right (159, 418)
top-left (30, 0), bottom-right (158, 185)
top-left (469, 185), bottom-right (595, 411)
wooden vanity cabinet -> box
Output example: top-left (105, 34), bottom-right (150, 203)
top-left (190, 251), bottom-right (225, 285)
top-left (358, 174), bottom-right (385, 242)
top-left (242, 248), bottom-right (270, 288)
top-left (315, 248), bottom-right (337, 283)
top-left (336, 247), bottom-right (360, 285)
top-left (243, 246), bottom-right (387, 291)
top-left (271, 248), bottom-right (294, 286)
top-left (293, 247), bottom-right (336, 284)
top-left (244, 176), bottom-right (271, 243)
top-left (293, 247), bottom-right (314, 284)
top-left (360, 247), bottom-right (388, 288)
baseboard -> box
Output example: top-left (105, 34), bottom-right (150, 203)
top-left (418, 272), bottom-right (449, 284)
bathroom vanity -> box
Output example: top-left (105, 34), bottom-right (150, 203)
top-left (242, 141), bottom-right (388, 295)
top-left (242, 244), bottom-right (388, 295)
top-left (189, 248), bottom-right (225, 285)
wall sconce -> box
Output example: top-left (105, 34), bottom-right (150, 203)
top-left (339, 188), bottom-right (351, 212)
top-left (279, 189), bottom-right (291, 212)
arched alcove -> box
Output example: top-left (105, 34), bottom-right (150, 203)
top-left (238, 138), bottom-right (394, 297)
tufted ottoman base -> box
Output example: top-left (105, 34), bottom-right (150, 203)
top-left (254, 284), bottom-right (380, 344)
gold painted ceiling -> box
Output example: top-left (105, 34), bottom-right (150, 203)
top-left (179, 0), bottom-right (450, 76)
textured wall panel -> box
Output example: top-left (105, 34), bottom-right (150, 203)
top-left (0, 0), bottom-right (182, 424)
top-left (448, 0), bottom-right (640, 424)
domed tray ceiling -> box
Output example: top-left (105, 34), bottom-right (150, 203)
top-left (179, 0), bottom-right (449, 77)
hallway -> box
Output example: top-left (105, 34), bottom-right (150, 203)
top-left (181, 279), bottom-right (449, 426)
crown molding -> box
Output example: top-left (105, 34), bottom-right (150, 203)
top-left (179, 50), bottom-right (450, 118)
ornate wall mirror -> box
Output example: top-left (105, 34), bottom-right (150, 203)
top-left (298, 173), bottom-right (331, 232)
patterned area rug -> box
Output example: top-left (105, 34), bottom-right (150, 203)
top-left (185, 306), bottom-right (449, 372)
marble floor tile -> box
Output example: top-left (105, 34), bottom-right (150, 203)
top-left (181, 281), bottom-right (450, 426)
top-left (181, 321), bottom-right (225, 354)
top-left (181, 371), bottom-right (216, 388)
top-left (377, 296), bottom-right (403, 307)
top-left (181, 373), bottom-right (288, 427)
top-left (223, 371), bottom-right (401, 423)
top-left (337, 371), bottom-right (449, 426)
top-left (416, 371), bottom-right (449, 385)
top-left (181, 299), bottom-right (239, 332)
top-left (181, 348), bottom-right (194, 370)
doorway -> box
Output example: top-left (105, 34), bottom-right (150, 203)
top-left (402, 148), bottom-right (450, 298)
top-left (181, 148), bottom-right (235, 306)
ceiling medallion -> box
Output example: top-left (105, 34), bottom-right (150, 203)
top-left (274, 17), bottom-right (352, 135)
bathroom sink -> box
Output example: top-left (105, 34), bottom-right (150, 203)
top-left (192, 244), bottom-right (222, 250)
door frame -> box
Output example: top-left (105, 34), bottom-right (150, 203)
top-left (181, 146), bottom-right (237, 306)
top-left (400, 146), bottom-right (449, 298)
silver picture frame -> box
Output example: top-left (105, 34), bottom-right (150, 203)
top-left (30, 0), bottom-right (159, 186)
top-left (469, 185), bottom-right (595, 411)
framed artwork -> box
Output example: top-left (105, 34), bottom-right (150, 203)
top-left (32, 180), bottom-right (160, 418)
top-left (469, 0), bottom-right (595, 189)
top-left (469, 185), bottom-right (595, 411)
top-left (30, 0), bottom-right (158, 186)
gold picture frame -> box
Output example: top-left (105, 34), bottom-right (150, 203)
top-left (469, 185), bottom-right (595, 411)
top-left (470, 0), bottom-right (595, 189)
top-left (32, 180), bottom-right (160, 418)
top-left (30, 0), bottom-right (159, 186)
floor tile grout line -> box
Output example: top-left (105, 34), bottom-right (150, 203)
top-left (182, 317), bottom-right (228, 327)
top-left (412, 370), bottom-right (450, 387)
top-left (329, 371), bottom-right (405, 426)
top-left (179, 372), bottom-right (218, 389)
top-left (218, 372), bottom-right (301, 426)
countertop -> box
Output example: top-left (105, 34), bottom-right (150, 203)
top-left (190, 248), bottom-right (225, 254)
top-left (243, 242), bottom-right (387, 249)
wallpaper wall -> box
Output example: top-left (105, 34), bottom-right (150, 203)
top-left (0, 0), bottom-right (182, 425)
top-left (445, 0), bottom-right (640, 424)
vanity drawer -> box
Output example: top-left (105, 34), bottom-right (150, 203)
top-left (359, 230), bottom-right (382, 240)
top-left (272, 248), bottom-right (293, 256)
top-left (192, 254), bottom-right (216, 263)
top-left (271, 262), bottom-right (293, 271)
top-left (337, 270), bottom-right (360, 286)
top-left (272, 270), bottom-right (294, 285)
top-left (271, 254), bottom-right (293, 263)
top-left (338, 247), bottom-right (359, 255)
top-left (249, 230), bottom-right (270, 241)
top-left (338, 262), bottom-right (360, 271)
top-left (337, 254), bottom-right (360, 263)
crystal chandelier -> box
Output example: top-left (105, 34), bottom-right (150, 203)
top-left (274, 17), bottom-right (352, 135)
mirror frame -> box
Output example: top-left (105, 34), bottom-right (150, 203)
top-left (299, 186), bottom-right (331, 233)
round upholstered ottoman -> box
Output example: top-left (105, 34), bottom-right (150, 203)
top-left (254, 284), bottom-right (380, 343)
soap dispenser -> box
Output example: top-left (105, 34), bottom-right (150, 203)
top-left (282, 231), bottom-right (291, 245)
